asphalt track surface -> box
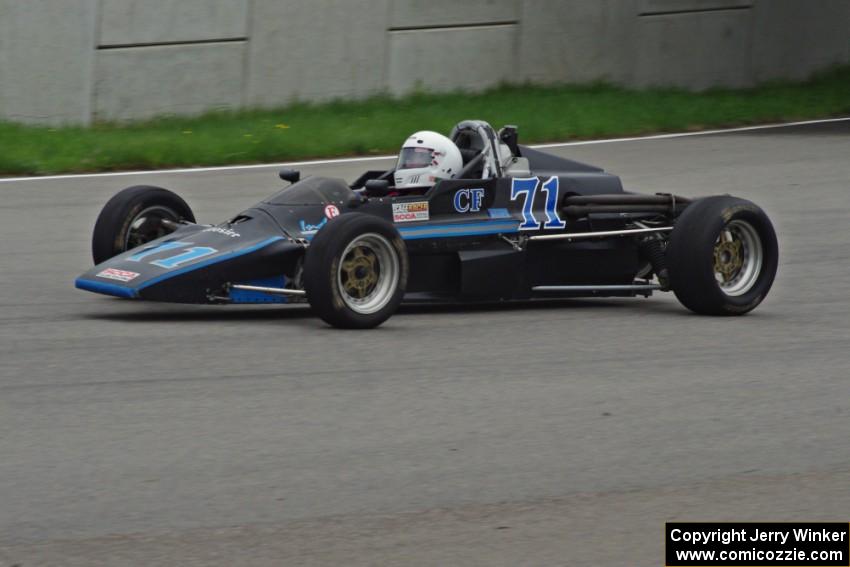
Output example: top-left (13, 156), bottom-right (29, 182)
top-left (1, 121), bottom-right (849, 566)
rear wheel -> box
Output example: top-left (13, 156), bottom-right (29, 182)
top-left (92, 185), bottom-right (195, 265)
top-left (303, 213), bottom-right (408, 328)
top-left (667, 196), bottom-right (778, 315)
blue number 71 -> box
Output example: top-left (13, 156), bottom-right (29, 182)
top-left (510, 176), bottom-right (566, 230)
top-left (127, 241), bottom-right (217, 268)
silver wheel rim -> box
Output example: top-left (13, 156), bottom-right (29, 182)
top-left (713, 219), bottom-right (763, 296)
top-left (125, 205), bottom-right (180, 250)
top-left (337, 233), bottom-right (399, 315)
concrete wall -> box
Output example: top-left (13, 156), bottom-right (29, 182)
top-left (635, 6), bottom-right (754, 89)
top-left (1, 0), bottom-right (847, 125)
top-left (98, 0), bottom-right (248, 46)
top-left (0, 0), bottom-right (97, 124)
top-left (246, 0), bottom-right (390, 106)
top-left (751, 0), bottom-right (850, 82)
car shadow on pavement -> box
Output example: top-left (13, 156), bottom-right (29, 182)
top-left (397, 297), bottom-right (637, 315)
top-left (82, 297), bottom-right (668, 324)
top-left (82, 303), bottom-right (314, 323)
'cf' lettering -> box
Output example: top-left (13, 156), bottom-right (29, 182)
top-left (453, 188), bottom-right (485, 213)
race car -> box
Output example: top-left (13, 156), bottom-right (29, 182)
top-left (75, 120), bottom-right (778, 328)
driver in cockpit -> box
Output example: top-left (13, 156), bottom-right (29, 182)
top-left (392, 131), bottom-right (463, 194)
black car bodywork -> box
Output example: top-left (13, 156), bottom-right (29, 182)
top-left (76, 120), bottom-right (777, 326)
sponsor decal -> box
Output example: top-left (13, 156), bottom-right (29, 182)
top-left (392, 201), bottom-right (429, 223)
top-left (298, 218), bottom-right (327, 234)
top-left (487, 208), bottom-right (511, 219)
top-left (324, 204), bottom-right (340, 219)
top-left (202, 226), bottom-right (240, 238)
top-left (453, 188), bottom-right (485, 213)
top-left (97, 268), bottom-right (140, 282)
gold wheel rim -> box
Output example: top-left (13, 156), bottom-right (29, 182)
top-left (340, 245), bottom-right (380, 299)
top-left (712, 220), bottom-right (763, 296)
top-left (336, 233), bottom-right (400, 314)
top-left (713, 230), bottom-right (744, 284)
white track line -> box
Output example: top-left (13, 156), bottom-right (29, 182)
top-left (530, 116), bottom-right (850, 148)
top-left (2, 116), bottom-right (847, 184)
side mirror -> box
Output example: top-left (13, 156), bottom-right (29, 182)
top-left (279, 169), bottom-right (300, 183)
top-left (364, 179), bottom-right (390, 196)
top-left (348, 193), bottom-right (365, 208)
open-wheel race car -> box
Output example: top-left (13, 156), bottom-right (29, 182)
top-left (75, 120), bottom-right (778, 328)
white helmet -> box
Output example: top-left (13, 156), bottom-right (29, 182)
top-left (394, 131), bottom-right (463, 189)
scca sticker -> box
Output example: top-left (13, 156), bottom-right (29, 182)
top-left (392, 201), bottom-right (429, 223)
top-left (97, 268), bottom-right (140, 282)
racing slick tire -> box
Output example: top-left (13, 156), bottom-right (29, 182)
top-left (92, 185), bottom-right (195, 265)
top-left (667, 196), bottom-right (778, 316)
top-left (304, 213), bottom-right (408, 329)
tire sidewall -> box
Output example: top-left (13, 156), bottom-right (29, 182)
top-left (668, 196), bottom-right (778, 315)
top-left (304, 213), bottom-right (408, 329)
top-left (92, 186), bottom-right (195, 265)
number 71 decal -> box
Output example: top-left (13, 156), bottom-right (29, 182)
top-left (127, 241), bottom-right (218, 268)
top-left (510, 176), bottom-right (566, 231)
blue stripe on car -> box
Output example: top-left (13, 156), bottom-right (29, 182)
top-left (76, 236), bottom-right (286, 298)
top-left (300, 220), bottom-right (520, 242)
top-left (136, 236), bottom-right (286, 291)
top-left (397, 220), bottom-right (519, 240)
top-left (74, 278), bottom-right (138, 298)
top-left (230, 275), bottom-right (289, 304)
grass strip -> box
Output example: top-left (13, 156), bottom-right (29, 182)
top-left (2, 66), bottom-right (849, 176)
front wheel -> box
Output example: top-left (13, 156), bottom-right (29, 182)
top-left (667, 196), bottom-right (778, 315)
top-left (303, 213), bottom-right (408, 329)
top-left (92, 185), bottom-right (195, 265)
